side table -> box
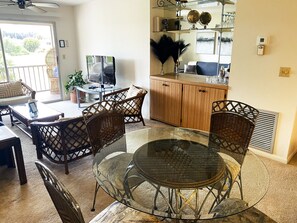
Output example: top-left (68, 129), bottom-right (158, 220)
top-left (75, 84), bottom-right (117, 108)
top-left (0, 125), bottom-right (27, 185)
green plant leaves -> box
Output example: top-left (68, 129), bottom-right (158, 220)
top-left (65, 70), bottom-right (86, 93)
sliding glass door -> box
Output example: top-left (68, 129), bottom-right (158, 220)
top-left (0, 22), bottom-right (62, 102)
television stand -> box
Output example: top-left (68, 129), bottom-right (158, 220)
top-left (75, 84), bottom-right (116, 108)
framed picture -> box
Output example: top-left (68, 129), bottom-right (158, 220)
top-left (196, 32), bottom-right (216, 54)
top-left (28, 101), bottom-right (38, 114)
top-left (217, 32), bottom-right (233, 56)
top-left (59, 40), bottom-right (65, 48)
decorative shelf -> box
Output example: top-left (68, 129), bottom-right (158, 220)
top-left (152, 0), bottom-right (235, 9)
top-left (153, 27), bottom-right (234, 34)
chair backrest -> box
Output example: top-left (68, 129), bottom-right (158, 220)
top-left (84, 109), bottom-right (125, 155)
top-left (209, 100), bottom-right (259, 164)
top-left (82, 100), bottom-right (115, 123)
top-left (35, 161), bottom-right (85, 223)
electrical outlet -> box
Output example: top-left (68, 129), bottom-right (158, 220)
top-left (279, 67), bottom-right (291, 77)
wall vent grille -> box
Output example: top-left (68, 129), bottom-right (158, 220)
top-left (250, 109), bottom-right (278, 153)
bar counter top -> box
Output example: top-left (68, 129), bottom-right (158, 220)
top-left (151, 73), bottom-right (228, 90)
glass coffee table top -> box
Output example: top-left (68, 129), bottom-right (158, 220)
top-left (9, 102), bottom-right (64, 137)
top-left (9, 102), bottom-right (63, 122)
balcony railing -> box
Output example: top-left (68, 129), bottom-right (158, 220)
top-left (6, 65), bottom-right (50, 92)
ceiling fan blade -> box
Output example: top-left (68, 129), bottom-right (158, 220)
top-left (33, 2), bottom-right (59, 8)
top-left (27, 5), bottom-right (46, 13)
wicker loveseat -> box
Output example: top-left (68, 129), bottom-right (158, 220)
top-left (0, 80), bottom-right (36, 121)
top-left (31, 116), bottom-right (92, 174)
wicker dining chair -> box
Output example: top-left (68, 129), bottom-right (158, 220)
top-left (208, 100), bottom-right (259, 201)
top-left (82, 107), bottom-right (129, 211)
top-left (35, 161), bottom-right (86, 223)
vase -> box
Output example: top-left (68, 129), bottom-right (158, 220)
top-left (160, 64), bottom-right (164, 75)
top-left (174, 63), bottom-right (179, 74)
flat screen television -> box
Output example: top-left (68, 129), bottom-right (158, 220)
top-left (86, 55), bottom-right (116, 86)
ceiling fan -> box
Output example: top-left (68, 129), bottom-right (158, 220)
top-left (0, 0), bottom-right (60, 13)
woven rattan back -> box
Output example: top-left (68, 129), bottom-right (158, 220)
top-left (35, 161), bottom-right (85, 223)
top-left (31, 116), bottom-right (92, 174)
top-left (84, 110), bottom-right (125, 155)
top-left (103, 86), bottom-right (148, 125)
top-left (82, 100), bottom-right (115, 122)
top-left (209, 100), bottom-right (259, 164)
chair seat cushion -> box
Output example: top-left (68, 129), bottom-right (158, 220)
top-left (215, 153), bottom-right (241, 190)
top-left (0, 95), bottom-right (31, 106)
top-left (89, 201), bottom-right (162, 223)
top-left (97, 153), bottom-right (133, 190)
top-left (90, 201), bottom-right (277, 223)
top-left (219, 153), bottom-right (240, 181)
top-left (211, 198), bottom-right (247, 217)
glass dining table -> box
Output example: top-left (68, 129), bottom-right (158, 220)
top-left (92, 127), bottom-right (269, 220)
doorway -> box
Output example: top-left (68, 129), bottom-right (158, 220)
top-left (0, 22), bottom-right (62, 102)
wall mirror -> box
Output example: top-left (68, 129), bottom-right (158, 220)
top-left (159, 0), bottom-right (237, 73)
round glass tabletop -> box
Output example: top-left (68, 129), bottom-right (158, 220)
top-left (93, 127), bottom-right (269, 220)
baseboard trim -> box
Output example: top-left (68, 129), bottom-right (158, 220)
top-left (249, 147), bottom-right (288, 164)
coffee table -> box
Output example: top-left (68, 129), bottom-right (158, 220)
top-left (0, 125), bottom-right (27, 185)
top-left (75, 84), bottom-right (117, 108)
top-left (9, 102), bottom-right (64, 137)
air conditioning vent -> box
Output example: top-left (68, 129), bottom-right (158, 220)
top-left (250, 109), bottom-right (278, 153)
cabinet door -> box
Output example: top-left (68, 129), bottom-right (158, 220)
top-left (182, 85), bottom-right (226, 131)
top-left (150, 79), bottom-right (182, 126)
top-left (150, 79), bottom-right (165, 121)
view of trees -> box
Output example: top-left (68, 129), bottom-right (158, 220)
top-left (23, 38), bottom-right (40, 52)
top-left (3, 38), bottom-right (29, 56)
top-left (0, 24), bottom-right (53, 82)
top-left (2, 29), bottom-right (48, 57)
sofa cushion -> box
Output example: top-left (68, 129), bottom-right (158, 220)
top-left (196, 62), bottom-right (230, 76)
top-left (0, 81), bottom-right (24, 99)
top-left (126, 85), bottom-right (145, 99)
top-left (0, 95), bottom-right (31, 106)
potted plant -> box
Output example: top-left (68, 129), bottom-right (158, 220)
top-left (65, 70), bottom-right (87, 103)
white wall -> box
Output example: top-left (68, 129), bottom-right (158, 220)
top-left (74, 0), bottom-right (150, 119)
top-left (0, 6), bottom-right (79, 99)
top-left (229, 0), bottom-right (297, 162)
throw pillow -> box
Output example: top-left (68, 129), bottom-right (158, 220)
top-left (126, 85), bottom-right (144, 98)
top-left (0, 81), bottom-right (24, 99)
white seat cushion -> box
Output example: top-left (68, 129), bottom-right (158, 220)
top-left (215, 153), bottom-right (241, 191)
top-left (89, 201), bottom-right (163, 223)
top-left (0, 95), bottom-right (31, 106)
top-left (97, 153), bottom-right (133, 190)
